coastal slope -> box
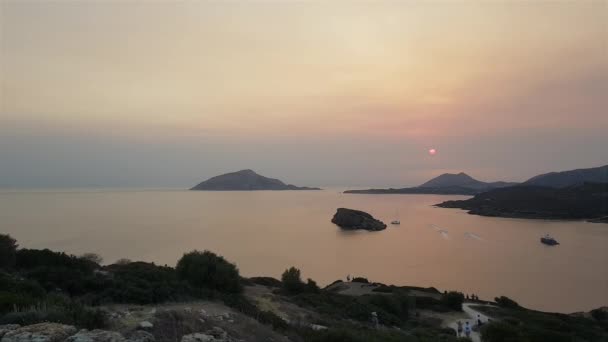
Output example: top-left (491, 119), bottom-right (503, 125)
top-left (345, 172), bottom-right (516, 195)
top-left (523, 164), bottom-right (608, 188)
top-left (436, 182), bottom-right (608, 222)
top-left (190, 169), bottom-right (321, 191)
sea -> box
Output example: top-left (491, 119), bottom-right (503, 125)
top-left (1, 188), bottom-right (607, 313)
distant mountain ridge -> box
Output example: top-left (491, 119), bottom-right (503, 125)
top-left (523, 165), bottom-right (608, 188)
top-left (344, 172), bottom-right (516, 195)
top-left (190, 169), bottom-right (321, 191)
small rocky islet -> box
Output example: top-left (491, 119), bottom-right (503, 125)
top-left (331, 208), bottom-right (387, 231)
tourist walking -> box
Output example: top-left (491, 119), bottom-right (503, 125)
top-left (464, 321), bottom-right (471, 338)
top-left (457, 321), bottom-right (463, 337)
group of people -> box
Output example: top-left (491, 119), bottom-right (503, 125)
top-left (456, 314), bottom-right (485, 338)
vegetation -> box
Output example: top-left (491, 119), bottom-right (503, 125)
top-left (281, 267), bottom-right (305, 294)
top-left (0, 234), bottom-right (18, 269)
top-left (1, 234), bottom-right (606, 342)
top-left (176, 250), bottom-right (242, 294)
top-left (494, 296), bottom-right (520, 309)
top-left (475, 305), bottom-right (608, 342)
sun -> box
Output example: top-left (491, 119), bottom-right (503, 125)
top-left (429, 148), bottom-right (437, 156)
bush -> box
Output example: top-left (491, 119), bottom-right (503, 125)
top-left (80, 253), bottom-right (103, 265)
top-left (281, 267), bottom-right (304, 294)
top-left (481, 321), bottom-right (525, 342)
top-left (306, 278), bottom-right (320, 293)
top-left (176, 250), bottom-right (241, 293)
top-left (495, 296), bottom-right (520, 309)
top-left (351, 277), bottom-right (369, 283)
top-left (102, 262), bottom-right (194, 304)
top-left (441, 291), bottom-right (465, 311)
top-left (248, 277), bottom-right (282, 288)
top-left (0, 234), bottom-right (18, 269)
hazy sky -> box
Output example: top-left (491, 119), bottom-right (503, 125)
top-left (1, 1), bottom-right (607, 188)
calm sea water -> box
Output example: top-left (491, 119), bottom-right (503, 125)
top-left (1, 189), bottom-right (607, 313)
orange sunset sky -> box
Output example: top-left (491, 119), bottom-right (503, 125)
top-left (1, 1), bottom-right (606, 187)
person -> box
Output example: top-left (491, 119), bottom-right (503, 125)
top-left (464, 321), bottom-right (471, 338)
top-left (371, 311), bottom-right (379, 329)
top-left (457, 321), bottom-right (463, 337)
top-left (477, 314), bottom-right (483, 327)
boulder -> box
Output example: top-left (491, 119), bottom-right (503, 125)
top-left (180, 334), bottom-right (215, 342)
top-left (65, 330), bottom-right (125, 342)
top-left (331, 208), bottom-right (387, 231)
top-left (137, 322), bottom-right (153, 330)
top-left (0, 325), bottom-right (21, 339)
top-left (1, 323), bottom-right (77, 342)
top-left (126, 331), bottom-right (154, 342)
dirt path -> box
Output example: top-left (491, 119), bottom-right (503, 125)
top-left (445, 303), bottom-right (495, 342)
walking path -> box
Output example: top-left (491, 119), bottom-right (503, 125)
top-left (446, 303), bottom-right (495, 342)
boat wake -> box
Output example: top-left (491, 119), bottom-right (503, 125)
top-left (430, 224), bottom-right (449, 239)
top-left (464, 232), bottom-right (483, 241)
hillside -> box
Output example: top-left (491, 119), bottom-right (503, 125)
top-left (524, 164), bottom-right (608, 188)
top-left (190, 170), bottom-right (321, 191)
top-left (436, 182), bottom-right (608, 222)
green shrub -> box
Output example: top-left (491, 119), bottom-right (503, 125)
top-left (100, 261), bottom-right (201, 304)
top-left (176, 250), bottom-right (241, 293)
top-left (481, 321), bottom-right (526, 342)
top-left (0, 234), bottom-right (18, 269)
top-left (441, 291), bottom-right (465, 311)
top-left (248, 277), bottom-right (282, 287)
top-left (306, 278), bottom-right (320, 293)
top-left (494, 296), bottom-right (520, 309)
top-left (281, 267), bottom-right (304, 294)
top-left (351, 277), bottom-right (369, 283)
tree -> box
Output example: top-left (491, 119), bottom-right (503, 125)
top-left (281, 267), bottom-right (304, 294)
top-left (441, 291), bottom-right (465, 311)
top-left (0, 234), bottom-right (18, 269)
top-left (176, 250), bottom-right (241, 293)
top-left (80, 253), bottom-right (103, 265)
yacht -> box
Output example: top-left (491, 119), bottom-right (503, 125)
top-left (540, 234), bottom-right (559, 246)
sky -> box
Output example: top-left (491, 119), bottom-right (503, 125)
top-left (1, 1), bottom-right (607, 188)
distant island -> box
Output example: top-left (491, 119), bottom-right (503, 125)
top-left (344, 172), bottom-right (517, 195)
top-left (190, 169), bottom-right (321, 191)
top-left (437, 182), bottom-right (608, 223)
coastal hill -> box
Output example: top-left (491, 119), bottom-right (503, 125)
top-left (344, 172), bottom-right (517, 195)
top-left (523, 164), bottom-right (608, 188)
top-left (436, 182), bottom-right (608, 223)
top-left (190, 169), bottom-right (321, 191)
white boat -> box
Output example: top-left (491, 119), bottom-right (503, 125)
top-left (391, 209), bottom-right (400, 225)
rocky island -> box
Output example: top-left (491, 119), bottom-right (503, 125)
top-left (331, 208), bottom-right (387, 231)
top-left (190, 169), bottom-right (321, 191)
top-left (344, 172), bottom-right (517, 195)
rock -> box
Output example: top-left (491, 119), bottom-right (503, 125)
top-left (331, 208), bottom-right (387, 231)
top-left (310, 324), bottom-right (327, 331)
top-left (1, 323), bottom-right (77, 342)
top-left (199, 309), bottom-right (208, 317)
top-left (137, 322), bottom-right (153, 330)
top-left (207, 328), bottom-right (227, 340)
top-left (180, 333), bottom-right (215, 342)
top-left (0, 325), bottom-right (21, 339)
top-left (126, 331), bottom-right (154, 342)
top-left (65, 329), bottom-right (126, 342)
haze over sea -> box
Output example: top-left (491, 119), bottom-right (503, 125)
top-left (2, 188), bottom-right (606, 314)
